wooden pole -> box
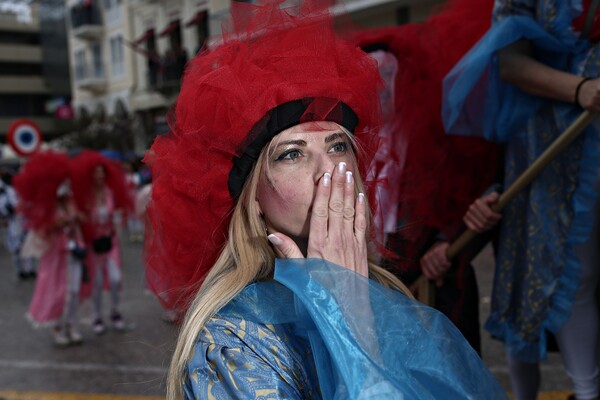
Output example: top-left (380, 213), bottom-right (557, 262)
top-left (417, 110), bottom-right (597, 304)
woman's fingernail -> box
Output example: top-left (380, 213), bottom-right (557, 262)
top-left (323, 172), bottom-right (331, 187)
top-left (267, 234), bottom-right (282, 246)
top-left (346, 171), bottom-right (353, 184)
top-left (338, 162), bottom-right (346, 174)
top-left (358, 193), bottom-right (365, 203)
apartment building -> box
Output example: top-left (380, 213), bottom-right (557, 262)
top-left (127, 0), bottom-right (208, 150)
top-left (66, 0), bottom-right (444, 152)
top-left (66, 0), bottom-right (136, 150)
top-left (0, 1), bottom-right (73, 145)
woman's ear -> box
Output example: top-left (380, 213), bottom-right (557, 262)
top-left (255, 195), bottom-right (263, 216)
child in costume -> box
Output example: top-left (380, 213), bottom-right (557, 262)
top-left (444, 1), bottom-right (600, 399)
top-left (145, 0), bottom-right (508, 399)
top-left (71, 150), bottom-right (132, 335)
top-left (14, 151), bottom-right (87, 346)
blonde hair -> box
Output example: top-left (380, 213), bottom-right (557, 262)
top-left (166, 129), bottom-right (410, 399)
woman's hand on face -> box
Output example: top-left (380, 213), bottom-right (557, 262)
top-left (577, 77), bottom-right (600, 113)
top-left (268, 161), bottom-right (369, 278)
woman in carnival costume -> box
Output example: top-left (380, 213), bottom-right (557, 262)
top-left (145, 0), bottom-right (507, 398)
top-left (354, 0), bottom-right (501, 354)
top-left (71, 150), bottom-right (132, 335)
top-left (14, 151), bottom-right (87, 346)
top-left (444, 1), bottom-right (600, 399)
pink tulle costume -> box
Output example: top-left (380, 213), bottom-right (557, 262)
top-left (14, 151), bottom-right (87, 345)
top-left (71, 150), bottom-right (132, 334)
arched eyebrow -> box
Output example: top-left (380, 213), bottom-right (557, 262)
top-left (272, 131), bottom-right (345, 149)
top-left (324, 132), bottom-right (345, 143)
top-left (273, 139), bottom-right (307, 148)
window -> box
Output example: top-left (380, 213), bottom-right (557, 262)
top-left (0, 95), bottom-right (51, 117)
top-left (91, 43), bottom-right (104, 78)
top-left (0, 62), bottom-right (42, 75)
top-left (74, 49), bottom-right (86, 81)
top-left (70, 1), bottom-right (101, 29)
top-left (104, 0), bottom-right (121, 25)
top-left (0, 31), bottom-right (39, 45)
top-left (185, 11), bottom-right (208, 54)
top-left (110, 35), bottom-right (124, 78)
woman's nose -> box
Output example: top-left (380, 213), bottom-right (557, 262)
top-left (315, 154), bottom-right (336, 182)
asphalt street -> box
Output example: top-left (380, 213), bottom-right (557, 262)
top-left (0, 233), bottom-right (176, 397)
top-left (0, 231), bottom-right (571, 398)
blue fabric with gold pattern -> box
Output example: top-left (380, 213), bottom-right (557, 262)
top-left (443, 0), bottom-right (600, 362)
top-left (184, 259), bottom-right (507, 399)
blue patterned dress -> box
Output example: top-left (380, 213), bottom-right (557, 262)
top-left (443, 0), bottom-right (600, 362)
top-left (183, 259), bottom-right (507, 399)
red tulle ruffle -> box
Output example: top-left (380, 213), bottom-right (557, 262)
top-left (356, 0), bottom-right (501, 251)
top-left (145, 0), bottom-right (384, 312)
top-left (13, 151), bottom-right (72, 230)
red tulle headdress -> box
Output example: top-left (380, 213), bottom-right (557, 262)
top-left (70, 150), bottom-right (132, 225)
top-left (355, 0), bottom-right (500, 247)
top-left (13, 151), bottom-right (72, 231)
top-left (145, 0), bottom-right (383, 311)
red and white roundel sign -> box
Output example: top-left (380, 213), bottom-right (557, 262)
top-left (7, 119), bottom-right (42, 157)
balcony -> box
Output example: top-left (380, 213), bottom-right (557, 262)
top-left (70, 2), bottom-right (103, 41)
top-left (147, 47), bottom-right (188, 96)
top-left (72, 24), bottom-right (103, 41)
top-left (0, 76), bottom-right (49, 94)
top-left (75, 63), bottom-right (107, 92)
top-left (77, 75), bottom-right (108, 92)
top-left (0, 44), bottom-right (41, 63)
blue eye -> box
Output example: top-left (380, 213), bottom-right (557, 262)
top-left (275, 149), bottom-right (302, 161)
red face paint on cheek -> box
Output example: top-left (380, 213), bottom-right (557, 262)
top-left (257, 173), bottom-right (313, 237)
top-left (261, 180), bottom-right (291, 212)
top-left (266, 176), bottom-right (305, 210)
